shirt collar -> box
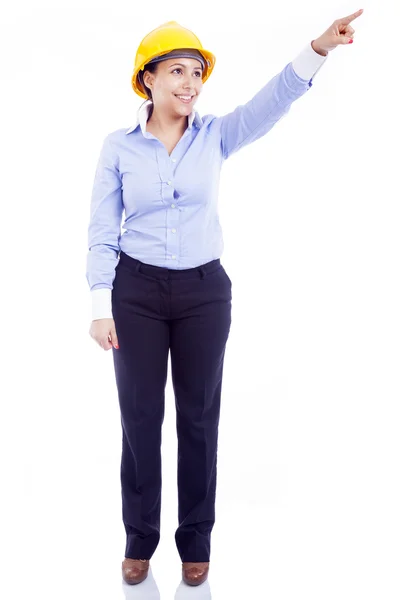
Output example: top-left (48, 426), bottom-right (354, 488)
top-left (125, 100), bottom-right (202, 135)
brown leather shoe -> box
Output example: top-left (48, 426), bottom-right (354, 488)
top-left (122, 558), bottom-right (150, 585)
top-left (182, 562), bottom-right (210, 586)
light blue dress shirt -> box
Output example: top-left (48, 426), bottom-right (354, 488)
top-left (86, 42), bottom-right (329, 320)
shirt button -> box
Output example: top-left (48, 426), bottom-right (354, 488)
top-left (171, 204), bottom-right (176, 208)
top-left (171, 255), bottom-right (176, 259)
top-left (167, 180), bottom-right (172, 185)
top-left (171, 228), bottom-right (176, 233)
top-left (171, 158), bottom-right (176, 162)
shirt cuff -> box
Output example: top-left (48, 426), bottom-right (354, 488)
top-left (291, 41), bottom-right (329, 82)
top-left (91, 288), bottom-right (113, 320)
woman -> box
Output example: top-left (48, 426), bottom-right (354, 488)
top-left (87, 12), bottom-right (363, 587)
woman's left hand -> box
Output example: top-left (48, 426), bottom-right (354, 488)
top-left (312, 8), bottom-right (364, 55)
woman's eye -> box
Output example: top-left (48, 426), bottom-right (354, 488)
top-left (173, 68), bottom-right (202, 76)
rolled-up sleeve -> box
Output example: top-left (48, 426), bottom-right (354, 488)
top-left (216, 42), bottom-right (329, 160)
top-left (86, 134), bottom-right (123, 319)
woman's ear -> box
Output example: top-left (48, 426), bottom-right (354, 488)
top-left (143, 72), bottom-right (152, 90)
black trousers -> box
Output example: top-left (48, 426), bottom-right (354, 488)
top-left (111, 251), bottom-right (232, 562)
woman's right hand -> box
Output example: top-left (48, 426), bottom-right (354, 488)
top-left (89, 318), bottom-right (119, 351)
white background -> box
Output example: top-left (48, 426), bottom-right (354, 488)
top-left (2, 0), bottom-right (399, 598)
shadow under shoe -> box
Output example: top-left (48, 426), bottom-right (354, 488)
top-left (122, 558), bottom-right (150, 585)
top-left (182, 562), bottom-right (210, 586)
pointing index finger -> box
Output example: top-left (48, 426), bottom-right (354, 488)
top-left (340, 8), bottom-right (364, 25)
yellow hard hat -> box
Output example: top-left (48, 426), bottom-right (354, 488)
top-left (131, 21), bottom-right (216, 99)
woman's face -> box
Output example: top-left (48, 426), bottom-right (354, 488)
top-left (143, 57), bottom-right (203, 115)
